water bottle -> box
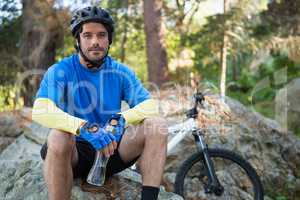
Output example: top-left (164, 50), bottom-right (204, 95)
top-left (86, 150), bottom-right (109, 186)
top-left (86, 123), bottom-right (116, 186)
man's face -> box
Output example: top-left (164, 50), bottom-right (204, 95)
top-left (79, 22), bottom-right (109, 63)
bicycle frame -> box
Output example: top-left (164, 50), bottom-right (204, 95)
top-left (167, 117), bottom-right (223, 194)
top-left (167, 118), bottom-right (198, 155)
top-left (166, 92), bottom-right (224, 195)
top-left (192, 129), bottom-right (224, 194)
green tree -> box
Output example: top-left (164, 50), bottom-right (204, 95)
top-left (0, 0), bottom-right (22, 85)
top-left (20, 0), bottom-right (63, 106)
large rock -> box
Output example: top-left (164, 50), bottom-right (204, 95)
top-left (0, 108), bottom-right (33, 153)
top-left (0, 113), bottom-right (23, 137)
top-left (0, 122), bottom-right (182, 200)
top-left (0, 137), bottom-right (15, 153)
top-left (275, 78), bottom-right (300, 135)
top-left (225, 96), bottom-right (300, 198)
top-left (0, 158), bottom-right (180, 200)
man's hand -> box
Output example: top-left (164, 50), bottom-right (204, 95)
top-left (105, 114), bottom-right (126, 142)
top-left (79, 122), bottom-right (117, 157)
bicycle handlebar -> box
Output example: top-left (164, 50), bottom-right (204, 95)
top-left (185, 92), bottom-right (205, 119)
top-left (194, 92), bottom-right (205, 106)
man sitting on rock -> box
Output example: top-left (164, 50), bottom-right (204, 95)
top-left (32, 6), bottom-right (167, 200)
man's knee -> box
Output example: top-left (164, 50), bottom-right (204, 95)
top-left (47, 129), bottom-right (75, 156)
top-left (143, 117), bottom-right (168, 141)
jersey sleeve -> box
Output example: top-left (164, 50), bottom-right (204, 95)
top-left (120, 99), bottom-right (159, 125)
top-left (32, 98), bottom-right (85, 135)
top-left (121, 67), bottom-right (150, 108)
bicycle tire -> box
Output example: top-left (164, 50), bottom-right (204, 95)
top-left (174, 148), bottom-right (264, 200)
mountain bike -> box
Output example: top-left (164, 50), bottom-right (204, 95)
top-left (166, 92), bottom-right (264, 200)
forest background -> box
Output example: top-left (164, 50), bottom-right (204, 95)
top-left (0, 0), bottom-right (299, 136)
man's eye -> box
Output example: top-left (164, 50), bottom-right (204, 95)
top-left (83, 34), bottom-right (92, 39)
top-left (98, 33), bottom-right (107, 37)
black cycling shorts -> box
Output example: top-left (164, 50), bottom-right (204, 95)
top-left (40, 137), bottom-right (139, 180)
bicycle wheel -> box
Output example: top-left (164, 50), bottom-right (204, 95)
top-left (174, 148), bottom-right (264, 200)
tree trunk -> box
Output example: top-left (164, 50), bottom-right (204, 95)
top-left (20, 0), bottom-right (63, 106)
top-left (120, 0), bottom-right (129, 63)
top-left (143, 0), bottom-right (169, 86)
top-left (220, 0), bottom-right (228, 99)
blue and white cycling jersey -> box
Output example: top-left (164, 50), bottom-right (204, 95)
top-left (36, 54), bottom-right (150, 140)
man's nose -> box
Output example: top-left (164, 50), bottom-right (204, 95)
top-left (91, 35), bottom-right (100, 45)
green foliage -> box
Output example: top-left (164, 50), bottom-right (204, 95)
top-left (55, 33), bottom-right (76, 61)
top-left (0, 17), bottom-right (22, 50)
top-left (260, 0), bottom-right (300, 37)
top-left (229, 53), bottom-right (300, 118)
top-left (0, 0), bottom-right (22, 111)
top-left (1, 0), bottom-right (300, 141)
top-left (0, 0), bottom-right (22, 86)
top-left (0, 85), bottom-right (23, 112)
top-left (165, 31), bottom-right (181, 61)
top-left (101, 0), bottom-right (148, 81)
top-left (111, 27), bottom-right (148, 81)
top-left (275, 196), bottom-right (288, 200)
top-left (0, 18), bottom-right (22, 115)
top-left (251, 23), bottom-right (274, 39)
top-left (178, 0), bottom-right (300, 125)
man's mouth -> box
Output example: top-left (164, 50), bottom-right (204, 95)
top-left (88, 47), bottom-right (105, 52)
top-left (89, 49), bottom-right (102, 52)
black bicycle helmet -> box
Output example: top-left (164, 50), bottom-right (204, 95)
top-left (70, 6), bottom-right (114, 44)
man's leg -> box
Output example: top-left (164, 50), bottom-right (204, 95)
top-left (117, 117), bottom-right (168, 197)
top-left (44, 129), bottom-right (78, 200)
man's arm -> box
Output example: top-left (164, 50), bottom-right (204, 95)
top-left (120, 66), bottom-right (159, 125)
top-left (32, 98), bottom-right (86, 135)
top-left (120, 99), bottom-right (159, 125)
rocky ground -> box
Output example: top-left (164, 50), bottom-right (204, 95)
top-left (0, 89), bottom-right (299, 199)
top-left (0, 112), bottom-right (182, 200)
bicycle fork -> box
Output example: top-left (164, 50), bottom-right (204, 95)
top-left (192, 129), bottom-right (224, 196)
